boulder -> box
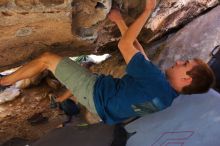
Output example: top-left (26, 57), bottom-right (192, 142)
top-left (153, 5), bottom-right (220, 71)
top-left (145, 0), bottom-right (219, 42)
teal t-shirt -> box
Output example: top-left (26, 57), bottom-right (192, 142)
top-left (93, 52), bottom-right (178, 124)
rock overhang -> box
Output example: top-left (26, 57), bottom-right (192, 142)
top-left (0, 0), bottom-right (219, 72)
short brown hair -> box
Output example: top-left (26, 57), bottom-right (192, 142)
top-left (181, 58), bottom-right (215, 94)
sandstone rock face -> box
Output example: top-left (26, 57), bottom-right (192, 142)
top-left (153, 5), bottom-right (220, 71)
top-left (0, 0), bottom-right (79, 71)
top-left (39, 0), bottom-right (64, 6)
top-left (145, 0), bottom-right (219, 42)
top-left (92, 5), bottom-right (220, 78)
top-left (71, 0), bottom-right (112, 39)
top-left (0, 0), bottom-right (113, 71)
top-left (0, 0), bottom-right (219, 72)
top-left (0, 0), bottom-right (8, 6)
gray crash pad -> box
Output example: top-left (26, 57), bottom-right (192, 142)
top-left (32, 123), bottom-right (114, 146)
top-left (125, 89), bottom-right (220, 146)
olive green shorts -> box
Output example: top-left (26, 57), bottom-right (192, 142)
top-left (54, 57), bottom-right (98, 115)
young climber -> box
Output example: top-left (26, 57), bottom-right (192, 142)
top-left (0, 0), bottom-right (215, 125)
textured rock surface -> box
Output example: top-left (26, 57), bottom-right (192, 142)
top-left (0, 0), bottom-right (113, 71)
top-left (92, 5), bottom-right (220, 77)
top-left (0, 0), bottom-right (76, 71)
top-left (0, 0), bottom-right (219, 72)
top-left (145, 0), bottom-right (219, 42)
top-left (71, 0), bottom-right (112, 39)
top-left (153, 5), bottom-right (220, 71)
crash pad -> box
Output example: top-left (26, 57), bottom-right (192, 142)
top-left (125, 89), bottom-right (220, 146)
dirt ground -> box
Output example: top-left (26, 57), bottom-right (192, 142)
top-left (0, 80), bottom-right (85, 144)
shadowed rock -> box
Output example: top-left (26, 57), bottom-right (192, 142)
top-left (153, 6), bottom-right (220, 71)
